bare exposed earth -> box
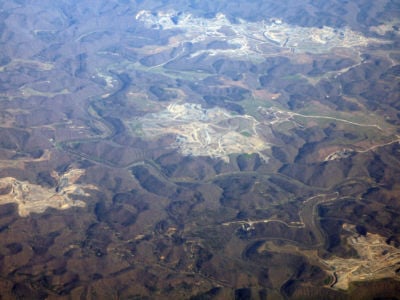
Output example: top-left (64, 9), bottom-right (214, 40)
top-left (0, 169), bottom-right (97, 217)
top-left (324, 224), bottom-right (400, 290)
top-left (0, 1), bottom-right (400, 299)
top-left (136, 9), bottom-right (383, 58)
top-left (138, 103), bottom-right (271, 162)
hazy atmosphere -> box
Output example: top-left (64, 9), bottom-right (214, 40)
top-left (0, 0), bottom-right (399, 299)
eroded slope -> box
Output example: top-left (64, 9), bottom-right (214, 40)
top-left (137, 103), bottom-right (271, 162)
top-left (0, 169), bottom-right (97, 217)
